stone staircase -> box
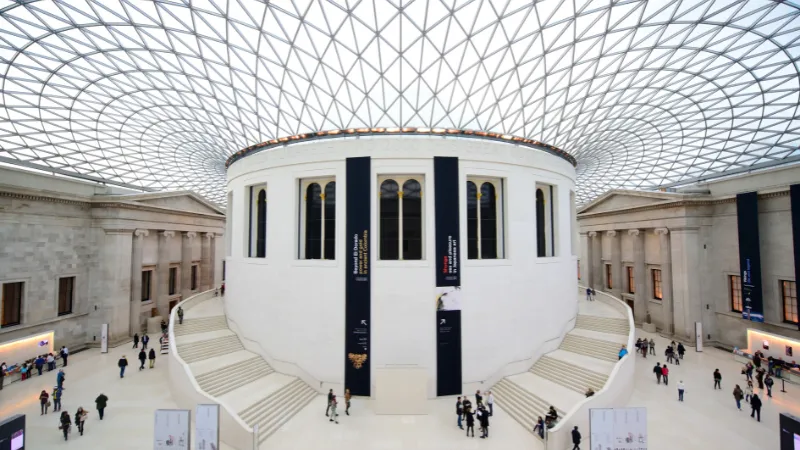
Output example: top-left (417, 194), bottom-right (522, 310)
top-left (492, 378), bottom-right (565, 432)
top-left (177, 334), bottom-right (244, 363)
top-left (574, 315), bottom-right (629, 335)
top-left (530, 355), bottom-right (608, 394)
top-left (174, 316), bottom-right (229, 336)
top-left (559, 334), bottom-right (621, 362)
top-left (195, 356), bottom-right (276, 397)
top-left (240, 379), bottom-right (319, 445)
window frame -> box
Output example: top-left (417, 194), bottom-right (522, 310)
top-left (191, 265), bottom-right (198, 291)
top-left (466, 176), bottom-right (505, 260)
top-left (535, 183), bottom-right (557, 257)
top-left (605, 263), bottom-right (613, 289)
top-left (729, 275), bottom-right (743, 313)
top-left (378, 175), bottom-right (425, 261)
top-left (57, 276), bottom-right (75, 316)
top-left (168, 267), bottom-right (178, 296)
top-left (141, 270), bottom-right (153, 302)
top-left (298, 177), bottom-right (337, 260)
top-left (627, 266), bottom-right (635, 294)
top-left (247, 184), bottom-right (267, 258)
top-left (652, 269), bottom-right (663, 300)
top-left (782, 280), bottom-right (798, 325)
top-left (1, 281), bottom-right (24, 327)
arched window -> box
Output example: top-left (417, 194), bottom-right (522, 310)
top-left (301, 178), bottom-right (336, 260)
top-left (379, 176), bottom-right (424, 260)
top-left (536, 188), bottom-right (546, 257)
top-left (305, 183), bottom-right (322, 259)
top-left (466, 178), bottom-right (504, 259)
top-left (323, 182), bottom-right (336, 260)
top-left (256, 189), bottom-right (266, 257)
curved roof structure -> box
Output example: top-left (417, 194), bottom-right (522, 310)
top-left (0, 0), bottom-right (798, 204)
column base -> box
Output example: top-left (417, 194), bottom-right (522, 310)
top-left (642, 322), bottom-right (657, 333)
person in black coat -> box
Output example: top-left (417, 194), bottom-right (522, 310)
top-left (456, 397), bottom-right (463, 429)
top-left (478, 405), bottom-right (490, 438)
top-left (677, 342), bottom-right (686, 359)
top-left (138, 349), bottom-right (146, 370)
top-left (142, 334), bottom-right (150, 350)
top-left (59, 411), bottom-right (71, 441)
top-left (118, 356), bottom-right (128, 378)
top-left (750, 394), bottom-right (762, 422)
top-left (572, 426), bottom-right (582, 450)
top-left (475, 390), bottom-right (483, 407)
top-left (148, 348), bottom-right (157, 368)
top-left (465, 407), bottom-right (475, 437)
top-left (132, 333), bottom-right (139, 349)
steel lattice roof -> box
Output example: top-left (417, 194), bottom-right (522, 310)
top-left (0, 0), bottom-right (799, 204)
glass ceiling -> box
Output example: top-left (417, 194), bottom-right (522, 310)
top-left (0, 0), bottom-right (798, 204)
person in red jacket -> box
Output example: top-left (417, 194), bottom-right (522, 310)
top-left (661, 365), bottom-right (669, 386)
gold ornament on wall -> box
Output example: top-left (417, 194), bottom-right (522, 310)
top-left (348, 353), bottom-right (367, 369)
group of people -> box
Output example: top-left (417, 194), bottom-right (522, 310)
top-left (1, 346), bottom-right (70, 387)
top-left (635, 338), bottom-right (655, 357)
top-left (585, 287), bottom-right (597, 301)
top-left (52, 393), bottom-right (109, 441)
top-left (455, 390), bottom-right (494, 439)
top-left (324, 388), bottom-right (351, 423)
top-left (729, 349), bottom-right (784, 422)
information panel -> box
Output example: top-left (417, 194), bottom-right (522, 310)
top-left (345, 157), bottom-right (371, 396)
top-left (791, 184), bottom-right (800, 330)
top-left (153, 409), bottom-right (190, 450)
top-left (194, 404), bottom-right (219, 450)
top-left (590, 407), bottom-right (647, 450)
top-left (736, 192), bottom-right (764, 322)
top-left (434, 156), bottom-right (462, 396)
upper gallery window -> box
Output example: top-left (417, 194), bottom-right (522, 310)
top-left (379, 176), bottom-right (423, 260)
top-left (58, 276), bottom-right (75, 316)
top-left (627, 267), bottom-right (635, 294)
top-left (300, 178), bottom-right (336, 260)
top-left (730, 275), bottom-right (742, 313)
top-left (536, 183), bottom-right (557, 257)
top-left (1, 281), bottom-right (23, 327)
top-left (782, 280), bottom-right (798, 324)
top-left (248, 185), bottom-right (267, 258)
top-left (652, 269), bottom-right (662, 300)
top-left (466, 177), bottom-right (505, 260)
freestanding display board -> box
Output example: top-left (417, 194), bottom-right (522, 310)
top-left (0, 414), bottom-right (25, 450)
top-left (434, 156), bottom-right (462, 396)
top-left (736, 192), bottom-right (764, 322)
top-left (194, 404), bottom-right (219, 450)
top-left (153, 409), bottom-right (190, 450)
top-left (344, 157), bottom-right (371, 396)
top-left (590, 407), bottom-right (647, 449)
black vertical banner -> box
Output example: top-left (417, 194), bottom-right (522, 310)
top-left (345, 157), bottom-right (371, 396)
top-left (434, 157), bottom-right (462, 396)
top-left (736, 192), bottom-right (764, 322)
top-left (791, 184), bottom-right (800, 330)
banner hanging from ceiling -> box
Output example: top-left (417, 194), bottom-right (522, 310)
top-left (736, 192), bottom-right (764, 322)
top-left (791, 184), bottom-right (800, 330)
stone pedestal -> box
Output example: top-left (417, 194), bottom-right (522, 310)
top-left (147, 316), bottom-right (164, 335)
top-left (643, 322), bottom-right (657, 333)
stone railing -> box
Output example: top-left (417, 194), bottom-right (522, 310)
top-left (167, 289), bottom-right (255, 450)
top-left (545, 286), bottom-right (636, 449)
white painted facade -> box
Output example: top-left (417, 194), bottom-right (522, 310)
top-left (225, 135), bottom-right (578, 396)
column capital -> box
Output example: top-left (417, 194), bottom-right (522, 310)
top-left (134, 229), bottom-right (149, 238)
top-left (203, 232), bottom-right (216, 239)
top-left (161, 230), bottom-right (176, 239)
top-left (183, 231), bottom-right (197, 239)
top-left (627, 229), bottom-right (640, 236)
top-left (588, 231), bottom-right (598, 237)
top-left (606, 230), bottom-right (617, 237)
top-left (654, 227), bottom-right (669, 236)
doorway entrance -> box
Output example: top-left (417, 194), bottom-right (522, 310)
top-left (626, 299), bottom-right (634, 317)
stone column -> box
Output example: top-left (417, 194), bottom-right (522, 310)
top-left (181, 232), bottom-right (196, 299)
top-left (208, 233), bottom-right (217, 289)
top-left (201, 233), bottom-right (214, 291)
top-left (608, 230), bottom-right (622, 297)
top-left (130, 229), bottom-right (149, 335)
top-left (670, 228), bottom-right (702, 342)
top-left (157, 230), bottom-right (175, 318)
top-left (629, 229), bottom-right (647, 325)
top-left (590, 231), bottom-right (603, 291)
top-left (90, 229), bottom-right (133, 344)
top-left (579, 232), bottom-right (590, 285)
top-left (656, 228), bottom-right (674, 335)
top-left (586, 232), bottom-right (596, 288)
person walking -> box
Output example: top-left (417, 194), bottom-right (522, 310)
top-left (750, 394), bottom-right (762, 422)
top-left (653, 362), bottom-right (662, 384)
top-left (744, 362), bottom-right (754, 381)
top-left (60, 346), bottom-right (69, 367)
top-left (118, 356), bottom-right (128, 378)
top-left (713, 369), bottom-right (722, 389)
top-left (133, 333), bottom-right (139, 348)
top-left (344, 388), bottom-right (351, 415)
top-left (456, 397), bottom-right (464, 429)
top-left (677, 342), bottom-right (686, 359)
top-left (35, 355), bottom-right (44, 376)
top-left (75, 407), bottom-right (88, 436)
top-left (756, 367), bottom-right (766, 389)
top-left (148, 348), bottom-right (156, 368)
top-left (677, 380), bottom-right (685, 401)
top-left (465, 406), bottom-right (475, 437)
top-left (665, 346), bottom-right (673, 364)
top-left (733, 385), bottom-right (744, 410)
top-left (142, 334), bottom-right (150, 350)
top-left (329, 395), bottom-right (339, 424)
top-left (479, 405), bottom-right (490, 438)
top-left (487, 391), bottom-right (494, 416)
top-left (765, 374), bottom-right (774, 397)
top-left (649, 338), bottom-right (655, 355)
top-left (533, 416), bottom-right (545, 439)
top-left (177, 306), bottom-right (184, 325)
top-left (572, 426), bottom-right (582, 450)
top-left (39, 389), bottom-right (50, 415)
top-left (325, 389), bottom-right (333, 416)
top-left (53, 386), bottom-right (62, 412)
top-left (586, 287), bottom-right (592, 301)
top-left (95, 393), bottom-right (108, 420)
top-left (56, 369), bottom-right (65, 390)
top-left (591, 288), bottom-right (597, 300)
top-left (662, 365), bottom-right (669, 386)
top-left (59, 411), bottom-right (71, 441)
top-left (138, 349), bottom-right (146, 371)
top-left (619, 345), bottom-right (628, 360)
top-left (745, 381), bottom-right (754, 402)
top-left (475, 390), bottom-right (483, 407)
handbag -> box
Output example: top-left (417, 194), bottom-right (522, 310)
top-left (46, 401), bottom-right (51, 407)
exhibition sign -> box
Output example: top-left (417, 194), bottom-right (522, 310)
top-left (153, 409), bottom-right (190, 450)
top-left (194, 404), bottom-right (219, 450)
top-left (790, 184), bottom-right (800, 330)
top-left (344, 156), bottom-right (371, 396)
top-left (736, 192), bottom-right (764, 322)
top-left (590, 407), bottom-right (647, 450)
top-left (434, 156), bottom-right (463, 396)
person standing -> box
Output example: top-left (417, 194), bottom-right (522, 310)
top-left (59, 411), bottom-right (71, 441)
top-left (39, 389), bottom-right (50, 415)
top-left (35, 355), bottom-right (44, 376)
top-left (572, 426), bottom-right (582, 450)
top-left (456, 397), bottom-right (464, 429)
top-left (56, 369), bottom-right (65, 390)
top-left (756, 367), bottom-right (766, 389)
top-left (47, 353), bottom-right (55, 371)
top-left (118, 356), bottom-right (128, 378)
top-left (138, 349), bottom-right (146, 371)
top-left (0, 361), bottom-right (6, 390)
top-left (133, 333), bottom-right (139, 349)
top-left (344, 388), bottom-right (351, 416)
top-left (662, 365), bottom-right (669, 386)
top-left (653, 362), bottom-right (662, 384)
top-left (591, 288), bottom-right (597, 300)
top-left (586, 287), bottom-right (592, 301)
top-left (745, 381), bottom-right (754, 402)
top-left (487, 391), bottom-right (494, 416)
top-left (75, 407), bottom-right (88, 436)
top-left (95, 393), bottom-right (108, 420)
top-left (713, 369), bottom-right (722, 389)
top-left (649, 338), bottom-right (655, 355)
top-left (750, 394), bottom-right (762, 422)
top-left (142, 334), bottom-right (150, 350)
top-left (677, 342), bottom-right (686, 359)
top-left (329, 395), bottom-right (339, 424)
top-left (475, 390), bottom-right (483, 407)
top-left (465, 406), bottom-right (475, 437)
top-left (149, 348), bottom-right (157, 368)
top-left (677, 380), bottom-right (685, 401)
top-left (733, 385), bottom-right (744, 410)
top-left (479, 405), bottom-right (490, 438)
top-left (60, 346), bottom-right (69, 367)
top-left (177, 306), bottom-right (184, 325)
top-left (325, 389), bottom-right (333, 416)
top-left (765, 374), bottom-right (774, 397)
top-left (53, 386), bottom-right (62, 412)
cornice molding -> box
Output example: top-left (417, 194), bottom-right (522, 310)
top-left (0, 189), bottom-right (89, 206)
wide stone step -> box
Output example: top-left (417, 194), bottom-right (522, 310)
top-left (174, 316), bottom-right (229, 335)
top-left (574, 316), bottom-right (629, 335)
top-left (178, 335), bottom-right (244, 363)
top-left (236, 378), bottom-right (319, 443)
top-left (257, 387), bottom-right (318, 443)
top-left (560, 334), bottom-right (622, 362)
top-left (492, 379), bottom-right (564, 439)
top-left (530, 356), bottom-right (608, 393)
top-left (196, 357), bottom-right (275, 397)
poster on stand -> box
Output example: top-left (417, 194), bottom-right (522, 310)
top-left (153, 409), bottom-right (190, 450)
top-left (100, 324), bottom-right (108, 353)
top-left (590, 407), bottom-right (647, 450)
top-left (195, 404), bottom-right (219, 450)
